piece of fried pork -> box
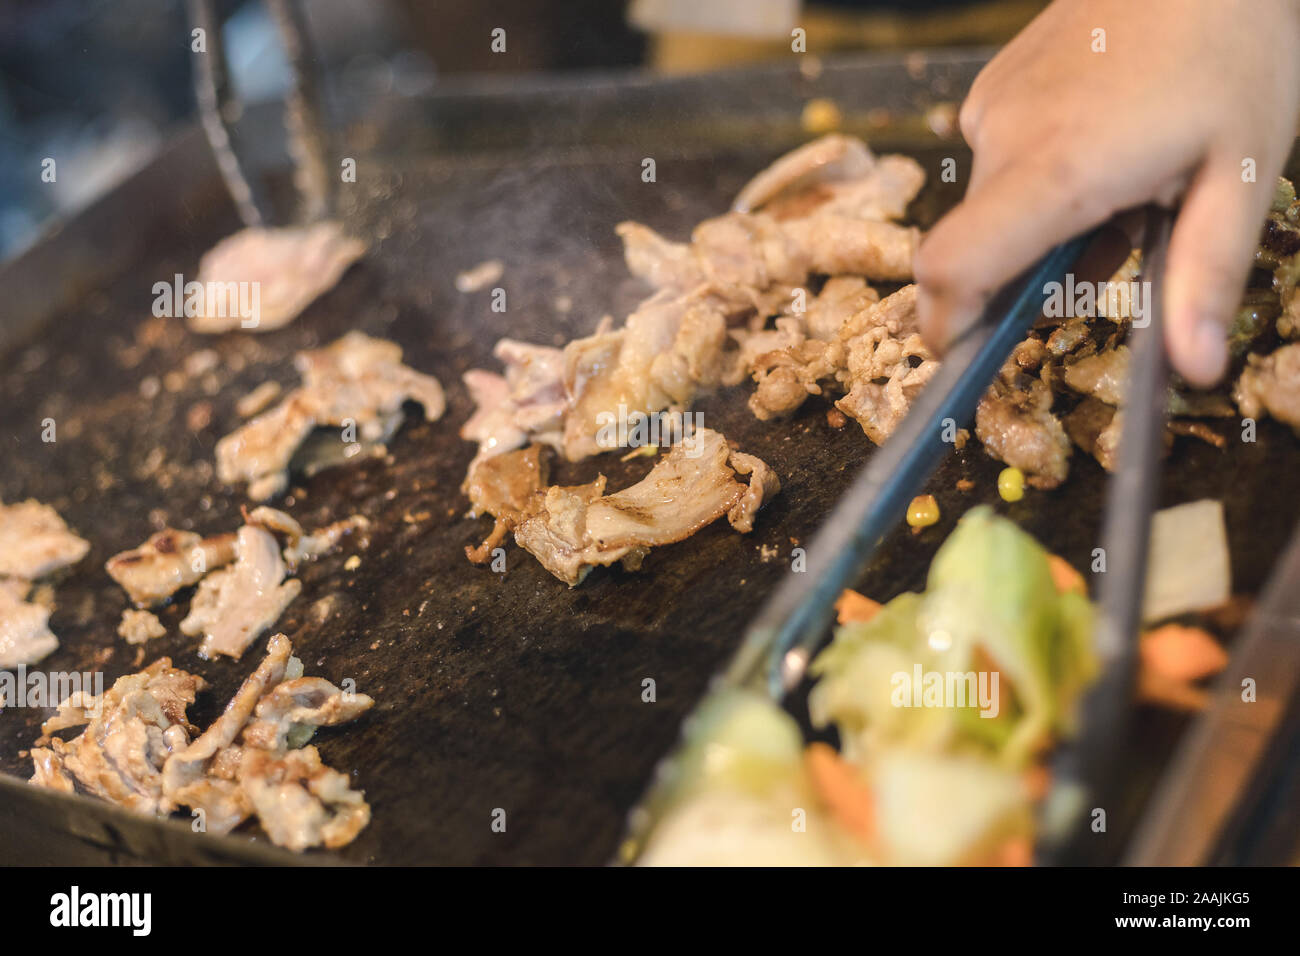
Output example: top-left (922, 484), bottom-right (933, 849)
top-left (187, 221), bottom-right (366, 333)
top-left (1236, 342), bottom-right (1300, 432)
top-left (503, 428), bottom-right (779, 585)
top-left (106, 508), bottom-right (366, 659)
top-left (460, 338), bottom-right (567, 467)
top-left (30, 633), bottom-right (374, 851)
top-left (975, 362), bottom-right (1073, 489)
top-left (461, 134), bottom-right (924, 470)
top-left (106, 528), bottom-right (238, 608)
top-left (0, 500), bottom-right (89, 668)
top-left (217, 331), bottom-right (445, 500)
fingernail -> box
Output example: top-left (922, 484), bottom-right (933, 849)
top-left (917, 286), bottom-right (945, 351)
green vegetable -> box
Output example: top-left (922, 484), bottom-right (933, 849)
top-left (811, 506), bottom-right (1097, 768)
top-left (668, 688), bottom-right (805, 798)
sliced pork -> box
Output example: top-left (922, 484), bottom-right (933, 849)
top-left (188, 221), bottom-right (366, 333)
top-left (106, 528), bottom-right (238, 607)
top-left (0, 500), bottom-right (89, 667)
top-left (1236, 342), bottom-right (1300, 432)
top-left (513, 429), bottom-right (779, 585)
top-left (32, 634), bottom-right (374, 852)
top-left (180, 523), bottom-right (301, 660)
top-left (0, 500), bottom-right (89, 580)
top-left (217, 331), bottom-right (445, 500)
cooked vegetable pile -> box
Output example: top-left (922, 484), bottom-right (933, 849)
top-left (638, 507), bottom-right (1099, 866)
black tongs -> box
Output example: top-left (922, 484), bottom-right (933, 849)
top-left (623, 207), bottom-right (1174, 863)
top-left (188, 0), bottom-right (334, 227)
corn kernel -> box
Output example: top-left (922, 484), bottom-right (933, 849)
top-left (906, 494), bottom-right (940, 529)
top-left (997, 467), bottom-right (1026, 502)
top-left (801, 98), bottom-right (843, 135)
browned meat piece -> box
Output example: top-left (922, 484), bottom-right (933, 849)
top-left (242, 506), bottom-right (368, 570)
top-left (1064, 397), bottom-right (1122, 472)
top-left (561, 288), bottom-right (729, 460)
top-left (1063, 345), bottom-right (1129, 406)
top-left (1256, 180), bottom-right (1300, 337)
top-left (1168, 420), bottom-right (1226, 448)
top-left (117, 609), bottom-right (166, 645)
top-left (188, 222), bottom-right (366, 333)
top-left (732, 134), bottom-right (877, 213)
top-left (239, 744), bottom-right (371, 851)
top-left (29, 746), bottom-right (74, 793)
top-left (217, 332), bottom-right (444, 500)
top-left (160, 633), bottom-right (296, 832)
top-left (514, 429), bottom-right (779, 585)
top-left (29, 658), bottom-right (207, 815)
top-left (0, 500), bottom-right (89, 667)
top-left (0, 500), bottom-right (89, 580)
top-left (106, 528), bottom-right (238, 607)
top-left (1065, 397), bottom-right (1183, 470)
top-left (1044, 317), bottom-right (1092, 357)
top-left (33, 634), bottom-right (375, 852)
top-left (462, 445), bottom-right (552, 563)
top-left (618, 209), bottom-right (918, 303)
top-left (461, 338), bottom-right (567, 466)
top-left (975, 369), bottom-right (1072, 488)
top-left (1011, 337), bottom-right (1048, 371)
top-left (1236, 342), bottom-right (1300, 431)
top-left (725, 452), bottom-right (781, 533)
top-left (0, 584), bottom-right (57, 669)
top-left (180, 524), bottom-right (301, 660)
top-left (782, 215), bottom-right (920, 282)
top-left (732, 134), bottom-right (924, 222)
top-left (743, 284), bottom-right (935, 442)
top-left (834, 286), bottom-right (938, 443)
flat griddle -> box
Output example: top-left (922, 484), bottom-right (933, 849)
top-left (1, 50), bottom-right (1297, 865)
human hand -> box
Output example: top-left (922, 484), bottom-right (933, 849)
top-left (915, 0), bottom-right (1300, 385)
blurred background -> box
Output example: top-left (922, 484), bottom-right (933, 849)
top-left (0, 0), bottom-right (1045, 259)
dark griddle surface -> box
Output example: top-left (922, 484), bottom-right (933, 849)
top-left (1, 56), bottom-right (1297, 865)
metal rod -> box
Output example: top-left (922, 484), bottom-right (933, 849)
top-left (1037, 205), bottom-right (1172, 864)
top-left (265, 0), bottom-right (334, 223)
top-left (721, 232), bottom-right (1097, 700)
top-left (188, 0), bottom-right (269, 228)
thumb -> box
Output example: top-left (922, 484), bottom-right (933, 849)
top-left (1162, 156), bottom-right (1275, 386)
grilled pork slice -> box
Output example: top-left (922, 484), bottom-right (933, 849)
top-left (463, 444), bottom-right (552, 563)
top-left (32, 634), bottom-right (374, 852)
top-left (106, 528), bottom-right (238, 607)
top-left (108, 508), bottom-right (364, 658)
top-left (0, 583), bottom-right (58, 670)
top-left (1236, 342), bottom-right (1300, 432)
top-left (513, 428), bottom-right (779, 586)
top-left (188, 221), bottom-right (366, 333)
top-left (0, 499), bottom-right (89, 667)
top-left (180, 523), bottom-right (301, 660)
top-left (28, 657), bottom-right (207, 814)
top-left (217, 331), bottom-right (445, 500)
top-left (0, 499), bottom-right (89, 581)
top-left (731, 133), bottom-right (924, 222)
top-left (561, 288), bottom-right (731, 460)
top-left (460, 338), bottom-right (567, 467)
top-left (975, 368), bottom-right (1072, 489)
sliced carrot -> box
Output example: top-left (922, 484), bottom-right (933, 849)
top-left (804, 742), bottom-right (875, 845)
top-left (835, 588), bottom-right (882, 625)
top-left (997, 837), bottom-right (1033, 867)
top-left (1141, 624), bottom-right (1228, 684)
top-left (1049, 554), bottom-right (1086, 596)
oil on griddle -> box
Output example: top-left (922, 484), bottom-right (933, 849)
top-left (2, 122), bottom-right (1299, 864)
